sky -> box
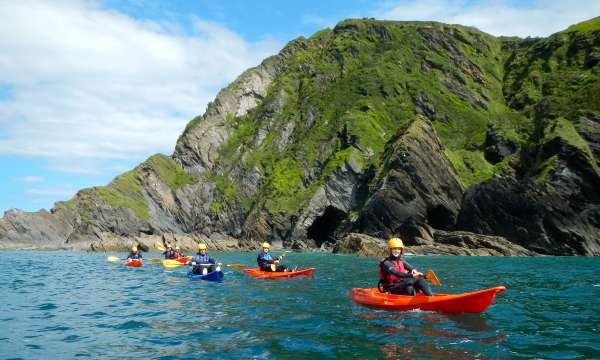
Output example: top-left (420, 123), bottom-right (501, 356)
top-left (1, 0), bottom-right (598, 214)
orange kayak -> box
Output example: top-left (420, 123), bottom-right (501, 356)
top-left (348, 286), bottom-right (505, 314)
top-left (124, 259), bottom-right (143, 267)
top-left (243, 268), bottom-right (315, 278)
top-left (175, 257), bottom-right (188, 264)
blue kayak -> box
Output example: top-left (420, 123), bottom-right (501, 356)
top-left (187, 270), bottom-right (224, 282)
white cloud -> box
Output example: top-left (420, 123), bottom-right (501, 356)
top-left (0, 0), bottom-right (280, 175)
top-left (375, 0), bottom-right (600, 37)
top-left (17, 176), bottom-right (45, 183)
top-left (26, 185), bottom-right (78, 199)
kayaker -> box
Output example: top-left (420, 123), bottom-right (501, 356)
top-left (126, 245), bottom-right (142, 260)
top-left (189, 243), bottom-right (218, 275)
top-left (379, 237), bottom-right (432, 296)
top-left (163, 244), bottom-right (175, 259)
top-left (257, 242), bottom-right (288, 272)
top-left (173, 245), bottom-right (185, 259)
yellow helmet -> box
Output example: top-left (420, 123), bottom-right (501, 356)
top-left (262, 242), bottom-right (271, 248)
top-left (198, 243), bottom-right (207, 250)
top-left (388, 237), bottom-right (404, 250)
top-left (131, 245), bottom-right (138, 252)
top-left (175, 245), bottom-right (180, 250)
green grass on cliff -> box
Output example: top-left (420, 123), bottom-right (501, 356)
top-left (205, 19), bottom-right (528, 216)
top-left (185, 18), bottom-right (600, 222)
top-left (504, 17), bottom-right (600, 176)
top-left (562, 16), bottom-right (600, 34)
top-left (143, 154), bottom-right (198, 190)
top-left (69, 154), bottom-right (197, 222)
top-left (96, 170), bottom-right (149, 221)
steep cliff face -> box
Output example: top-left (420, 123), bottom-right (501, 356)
top-left (457, 18), bottom-right (600, 254)
top-left (1, 17), bottom-right (599, 254)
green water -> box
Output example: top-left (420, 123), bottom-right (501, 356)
top-left (0, 252), bottom-right (598, 359)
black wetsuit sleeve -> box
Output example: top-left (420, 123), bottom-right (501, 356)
top-left (382, 260), bottom-right (413, 278)
top-left (403, 261), bottom-right (414, 272)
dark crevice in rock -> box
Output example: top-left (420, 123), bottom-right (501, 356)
top-left (307, 206), bottom-right (347, 247)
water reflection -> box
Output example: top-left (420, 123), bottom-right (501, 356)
top-left (356, 311), bottom-right (506, 359)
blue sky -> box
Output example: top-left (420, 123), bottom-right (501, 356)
top-left (0, 0), bottom-right (598, 214)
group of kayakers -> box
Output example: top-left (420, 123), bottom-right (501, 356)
top-left (124, 236), bottom-right (431, 296)
top-left (161, 244), bottom-right (185, 260)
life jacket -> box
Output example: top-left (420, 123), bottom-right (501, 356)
top-left (128, 251), bottom-right (142, 260)
top-left (193, 253), bottom-right (213, 264)
top-left (257, 252), bottom-right (273, 269)
top-left (378, 257), bottom-right (407, 290)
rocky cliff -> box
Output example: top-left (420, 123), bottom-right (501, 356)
top-left (1, 17), bottom-right (599, 255)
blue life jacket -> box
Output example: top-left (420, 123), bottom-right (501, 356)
top-left (192, 253), bottom-right (215, 265)
top-left (127, 251), bottom-right (142, 260)
top-left (257, 252), bottom-right (274, 268)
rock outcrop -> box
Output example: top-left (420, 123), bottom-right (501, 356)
top-left (333, 230), bottom-right (536, 257)
top-left (354, 117), bottom-right (464, 244)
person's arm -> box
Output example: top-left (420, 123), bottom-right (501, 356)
top-left (404, 261), bottom-right (424, 277)
top-left (383, 260), bottom-right (413, 278)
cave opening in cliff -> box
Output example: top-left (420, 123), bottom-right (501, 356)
top-left (427, 205), bottom-right (454, 229)
top-left (307, 206), bottom-right (346, 247)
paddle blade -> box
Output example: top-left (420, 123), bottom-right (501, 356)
top-left (426, 269), bottom-right (441, 286)
top-left (107, 256), bottom-right (120, 262)
top-left (227, 264), bottom-right (246, 269)
top-left (148, 258), bottom-right (162, 263)
top-left (270, 263), bottom-right (276, 271)
top-left (155, 242), bottom-right (165, 252)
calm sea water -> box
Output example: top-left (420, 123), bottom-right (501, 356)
top-left (0, 251), bottom-right (598, 359)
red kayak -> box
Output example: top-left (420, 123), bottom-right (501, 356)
top-left (243, 268), bottom-right (315, 278)
top-left (124, 259), bottom-right (143, 267)
top-left (348, 286), bottom-right (505, 314)
top-left (175, 257), bottom-right (188, 264)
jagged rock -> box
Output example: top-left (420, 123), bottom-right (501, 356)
top-left (289, 155), bottom-right (365, 247)
top-left (458, 171), bottom-right (600, 255)
top-left (333, 233), bottom-right (387, 258)
top-left (333, 230), bottom-right (534, 257)
top-left (174, 56), bottom-right (283, 176)
top-left (430, 230), bottom-right (536, 255)
top-left (484, 125), bottom-right (519, 164)
top-left (458, 129), bottom-right (600, 255)
top-left (355, 117), bottom-right (464, 243)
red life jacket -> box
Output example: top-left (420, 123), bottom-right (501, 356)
top-left (378, 257), bottom-right (407, 289)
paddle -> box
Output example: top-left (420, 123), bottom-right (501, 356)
top-left (227, 264), bottom-right (247, 269)
top-left (107, 256), bottom-right (145, 264)
top-left (270, 251), bottom-right (291, 271)
top-left (425, 269), bottom-right (441, 286)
